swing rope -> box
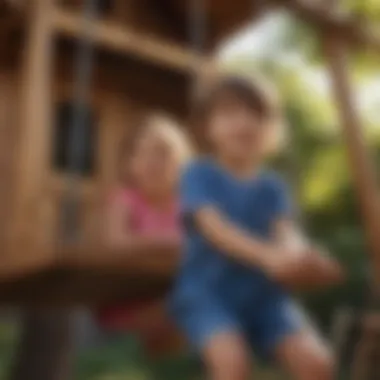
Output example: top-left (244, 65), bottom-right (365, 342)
top-left (189, 0), bottom-right (207, 103)
top-left (60, 0), bottom-right (99, 245)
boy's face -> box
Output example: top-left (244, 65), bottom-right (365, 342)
top-left (208, 95), bottom-right (268, 163)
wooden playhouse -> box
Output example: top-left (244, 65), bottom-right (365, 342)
top-left (0, 0), bottom-right (271, 307)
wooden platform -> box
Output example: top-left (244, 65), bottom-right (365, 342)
top-left (0, 244), bottom-right (179, 307)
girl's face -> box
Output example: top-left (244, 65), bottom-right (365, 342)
top-left (128, 128), bottom-right (180, 197)
top-left (208, 95), bottom-right (270, 164)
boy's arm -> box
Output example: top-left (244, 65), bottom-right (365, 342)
top-left (270, 176), bottom-right (332, 261)
top-left (194, 206), bottom-right (279, 269)
top-left (272, 218), bottom-right (309, 253)
top-left (268, 179), bottom-right (343, 286)
top-left (267, 177), bottom-right (311, 254)
top-left (272, 217), bottom-right (344, 285)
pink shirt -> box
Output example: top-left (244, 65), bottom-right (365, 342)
top-left (98, 187), bottom-right (180, 330)
top-left (120, 188), bottom-right (180, 237)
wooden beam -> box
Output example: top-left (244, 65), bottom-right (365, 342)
top-left (323, 38), bottom-right (380, 285)
top-left (52, 7), bottom-right (203, 73)
top-left (272, 0), bottom-right (380, 54)
top-left (2, 1), bottom-right (380, 55)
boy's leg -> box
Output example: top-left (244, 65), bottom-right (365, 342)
top-left (202, 331), bottom-right (252, 380)
top-left (248, 298), bottom-right (333, 380)
top-left (275, 329), bottom-right (334, 380)
top-left (172, 298), bottom-right (252, 380)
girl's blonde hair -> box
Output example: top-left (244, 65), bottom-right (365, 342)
top-left (141, 113), bottom-right (193, 165)
top-left (119, 112), bottom-right (192, 182)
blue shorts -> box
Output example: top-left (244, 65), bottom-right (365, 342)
top-left (170, 292), bottom-right (304, 359)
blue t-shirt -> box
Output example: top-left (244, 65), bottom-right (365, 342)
top-left (173, 158), bottom-right (294, 308)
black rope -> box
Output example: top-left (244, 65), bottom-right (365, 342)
top-left (60, 0), bottom-right (99, 245)
top-left (188, 0), bottom-right (206, 101)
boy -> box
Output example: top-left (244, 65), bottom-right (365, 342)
top-left (170, 75), bottom-right (338, 380)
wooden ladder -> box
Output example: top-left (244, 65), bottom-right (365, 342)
top-left (334, 309), bottom-right (380, 380)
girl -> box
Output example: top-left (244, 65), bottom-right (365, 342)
top-left (170, 75), bottom-right (343, 380)
top-left (99, 113), bottom-right (191, 357)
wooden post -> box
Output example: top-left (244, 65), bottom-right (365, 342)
top-left (323, 39), bottom-right (380, 286)
top-left (7, 0), bottom-right (54, 273)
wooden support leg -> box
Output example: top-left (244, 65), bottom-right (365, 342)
top-left (10, 310), bottom-right (73, 380)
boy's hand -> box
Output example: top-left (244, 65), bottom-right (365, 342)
top-left (262, 246), bottom-right (306, 282)
top-left (263, 246), bottom-right (345, 290)
top-left (304, 246), bottom-right (345, 284)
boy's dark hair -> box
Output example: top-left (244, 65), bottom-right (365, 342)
top-left (192, 74), bottom-right (277, 127)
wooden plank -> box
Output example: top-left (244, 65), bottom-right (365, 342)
top-left (58, 242), bottom-right (180, 276)
top-left (0, 267), bottom-right (172, 306)
top-left (0, 244), bottom-right (179, 306)
top-left (2, 0), bottom-right (380, 54)
top-left (52, 7), bottom-right (204, 73)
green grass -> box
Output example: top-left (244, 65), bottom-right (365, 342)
top-left (0, 322), bottom-right (350, 380)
